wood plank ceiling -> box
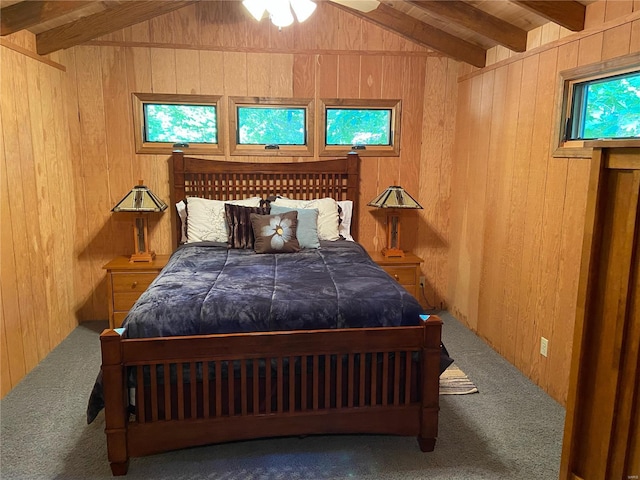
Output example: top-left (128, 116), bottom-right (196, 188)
top-left (0, 0), bottom-right (590, 67)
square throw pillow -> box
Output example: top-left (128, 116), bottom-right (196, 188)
top-left (186, 197), bottom-right (262, 243)
top-left (251, 211), bottom-right (300, 254)
top-left (269, 205), bottom-right (320, 249)
top-left (272, 197), bottom-right (340, 241)
top-left (225, 204), bottom-right (271, 249)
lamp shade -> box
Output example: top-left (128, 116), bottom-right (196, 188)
top-left (367, 186), bottom-right (423, 209)
top-left (111, 181), bottom-right (168, 213)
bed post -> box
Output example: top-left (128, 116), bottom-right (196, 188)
top-left (346, 152), bottom-right (360, 242)
top-left (418, 314), bottom-right (442, 451)
top-left (101, 329), bottom-right (129, 475)
top-left (170, 150), bottom-right (185, 251)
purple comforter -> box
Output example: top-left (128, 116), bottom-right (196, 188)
top-left (87, 240), bottom-right (432, 423)
top-left (123, 240), bottom-right (424, 338)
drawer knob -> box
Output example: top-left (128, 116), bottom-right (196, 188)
top-left (131, 281), bottom-right (138, 288)
top-left (393, 274), bottom-right (399, 280)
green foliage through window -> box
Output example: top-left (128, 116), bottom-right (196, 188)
top-left (326, 108), bottom-right (392, 146)
top-left (570, 72), bottom-right (640, 140)
top-left (237, 107), bottom-right (306, 145)
top-left (144, 104), bottom-right (218, 144)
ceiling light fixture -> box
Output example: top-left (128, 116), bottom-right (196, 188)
top-left (242, 0), bottom-right (317, 28)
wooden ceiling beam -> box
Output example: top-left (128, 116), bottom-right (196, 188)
top-left (1, 1), bottom-right (92, 36)
top-left (36, 1), bottom-right (196, 55)
top-left (333, 2), bottom-right (486, 67)
top-left (511, 1), bottom-right (585, 31)
top-left (408, 0), bottom-right (527, 52)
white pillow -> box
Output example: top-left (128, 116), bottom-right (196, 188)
top-left (272, 197), bottom-right (340, 241)
top-left (186, 197), bottom-right (262, 243)
top-left (337, 200), bottom-right (354, 241)
top-left (176, 200), bottom-right (187, 243)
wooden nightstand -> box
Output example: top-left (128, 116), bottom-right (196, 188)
top-left (103, 255), bottom-right (170, 329)
top-left (369, 251), bottom-right (423, 301)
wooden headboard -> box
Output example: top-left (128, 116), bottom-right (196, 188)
top-left (169, 151), bottom-right (361, 249)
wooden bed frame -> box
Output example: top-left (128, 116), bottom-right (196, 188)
top-left (100, 151), bottom-right (443, 475)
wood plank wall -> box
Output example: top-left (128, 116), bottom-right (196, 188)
top-left (0, 2), bottom-right (458, 396)
top-left (448, 0), bottom-right (640, 404)
top-left (69, 1), bottom-right (458, 318)
top-left (0, 32), bottom-right (81, 396)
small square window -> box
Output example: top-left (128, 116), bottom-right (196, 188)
top-left (133, 93), bottom-right (224, 155)
top-left (320, 99), bottom-right (401, 156)
top-left (229, 97), bottom-right (314, 156)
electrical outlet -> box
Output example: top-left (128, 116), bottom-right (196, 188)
top-left (540, 337), bottom-right (549, 357)
top-left (419, 276), bottom-right (425, 287)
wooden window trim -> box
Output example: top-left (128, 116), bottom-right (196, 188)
top-left (133, 93), bottom-right (224, 155)
top-left (319, 98), bottom-right (401, 157)
top-left (552, 52), bottom-right (640, 159)
top-left (228, 96), bottom-right (314, 157)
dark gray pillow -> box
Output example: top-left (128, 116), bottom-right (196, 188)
top-left (250, 211), bottom-right (300, 254)
top-left (225, 204), bottom-right (270, 249)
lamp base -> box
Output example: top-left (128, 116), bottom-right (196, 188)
top-left (129, 251), bottom-right (156, 263)
top-left (381, 247), bottom-right (405, 258)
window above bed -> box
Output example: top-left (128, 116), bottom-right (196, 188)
top-left (133, 93), bottom-right (224, 155)
top-left (228, 96), bottom-right (314, 157)
top-left (319, 98), bottom-right (401, 157)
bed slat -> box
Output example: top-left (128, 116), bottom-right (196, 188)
top-left (136, 367), bottom-right (145, 424)
top-left (215, 362), bottom-right (222, 417)
top-left (265, 358), bottom-right (272, 414)
top-left (178, 363), bottom-right (185, 420)
top-left (150, 365), bottom-right (158, 422)
top-left (202, 362), bottom-right (210, 419)
top-left (252, 361), bottom-right (259, 414)
top-left (382, 353), bottom-right (389, 407)
top-left (313, 355), bottom-right (319, 411)
top-left (359, 353), bottom-right (366, 407)
top-left (240, 359), bottom-right (247, 416)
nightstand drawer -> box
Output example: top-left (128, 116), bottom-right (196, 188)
top-left (382, 266), bottom-right (416, 286)
top-left (113, 292), bottom-right (144, 311)
top-left (103, 255), bottom-right (170, 330)
top-left (111, 273), bottom-right (157, 293)
top-left (368, 251), bottom-right (423, 304)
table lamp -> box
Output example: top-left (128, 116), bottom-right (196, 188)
top-left (368, 185), bottom-right (423, 258)
top-left (111, 181), bottom-right (168, 262)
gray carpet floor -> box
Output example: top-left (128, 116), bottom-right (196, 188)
top-left (0, 312), bottom-right (565, 479)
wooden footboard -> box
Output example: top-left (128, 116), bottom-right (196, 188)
top-left (101, 315), bottom-right (442, 476)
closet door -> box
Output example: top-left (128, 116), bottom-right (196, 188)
top-left (560, 146), bottom-right (640, 480)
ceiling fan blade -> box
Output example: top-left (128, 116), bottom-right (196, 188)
top-left (329, 0), bottom-right (380, 13)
